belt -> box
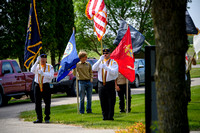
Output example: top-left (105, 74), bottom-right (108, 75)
top-left (99, 80), bottom-right (115, 84)
top-left (79, 80), bottom-right (90, 81)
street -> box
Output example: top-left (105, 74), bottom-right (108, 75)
top-left (0, 78), bottom-right (200, 133)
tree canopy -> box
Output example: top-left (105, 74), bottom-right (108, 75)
top-left (74, 0), bottom-right (154, 55)
top-left (1, 0), bottom-right (153, 67)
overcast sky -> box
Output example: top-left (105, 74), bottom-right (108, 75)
top-left (188, 0), bottom-right (200, 29)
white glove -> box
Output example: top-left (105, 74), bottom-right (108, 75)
top-left (99, 55), bottom-right (105, 61)
top-left (99, 64), bottom-right (108, 70)
top-left (36, 56), bottom-right (41, 63)
top-left (38, 70), bottom-right (44, 76)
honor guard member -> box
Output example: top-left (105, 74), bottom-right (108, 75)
top-left (73, 51), bottom-right (93, 114)
top-left (31, 54), bottom-right (54, 123)
top-left (115, 72), bottom-right (131, 113)
top-left (92, 49), bottom-right (118, 120)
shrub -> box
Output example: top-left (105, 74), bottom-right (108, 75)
top-left (115, 122), bottom-right (145, 133)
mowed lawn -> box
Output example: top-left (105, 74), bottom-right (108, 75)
top-left (20, 85), bottom-right (200, 131)
top-left (190, 67), bottom-right (200, 78)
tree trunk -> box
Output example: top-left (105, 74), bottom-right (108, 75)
top-left (152, 0), bottom-right (189, 132)
top-left (18, 53), bottom-right (26, 72)
top-left (51, 50), bottom-right (55, 66)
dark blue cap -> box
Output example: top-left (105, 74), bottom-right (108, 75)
top-left (103, 49), bottom-right (110, 53)
top-left (40, 54), bottom-right (47, 58)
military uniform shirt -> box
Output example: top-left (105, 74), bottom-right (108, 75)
top-left (116, 72), bottom-right (126, 85)
top-left (31, 64), bottom-right (54, 83)
top-left (73, 61), bottom-right (93, 80)
top-left (92, 58), bottom-right (118, 82)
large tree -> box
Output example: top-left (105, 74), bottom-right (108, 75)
top-left (36, 0), bottom-right (74, 65)
top-left (1, 0), bottom-right (74, 66)
top-left (1, 0), bottom-right (30, 71)
top-left (152, 0), bottom-right (189, 132)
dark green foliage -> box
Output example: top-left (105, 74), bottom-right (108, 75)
top-left (74, 0), bottom-right (154, 55)
top-left (1, 0), bottom-right (74, 67)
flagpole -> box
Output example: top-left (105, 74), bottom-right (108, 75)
top-left (73, 27), bottom-right (79, 114)
top-left (75, 67), bottom-right (79, 114)
top-left (186, 52), bottom-right (196, 73)
top-left (101, 40), bottom-right (106, 84)
top-left (38, 53), bottom-right (43, 92)
top-left (126, 78), bottom-right (129, 113)
top-left (144, 40), bottom-right (151, 46)
top-left (101, 40), bottom-right (103, 55)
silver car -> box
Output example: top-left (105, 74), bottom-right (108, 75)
top-left (130, 59), bottom-right (145, 88)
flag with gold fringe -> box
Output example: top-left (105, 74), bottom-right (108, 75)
top-left (24, 0), bottom-right (42, 69)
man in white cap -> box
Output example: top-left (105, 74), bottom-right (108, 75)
top-left (31, 54), bottom-right (54, 123)
top-left (92, 49), bottom-right (118, 120)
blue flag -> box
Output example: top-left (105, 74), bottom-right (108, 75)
top-left (113, 19), bottom-right (145, 54)
top-left (186, 10), bottom-right (198, 34)
top-left (57, 30), bottom-right (80, 82)
top-left (24, 0), bottom-right (42, 69)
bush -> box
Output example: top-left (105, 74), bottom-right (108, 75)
top-left (115, 122), bottom-right (145, 133)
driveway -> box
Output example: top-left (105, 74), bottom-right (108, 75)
top-left (0, 78), bottom-right (199, 133)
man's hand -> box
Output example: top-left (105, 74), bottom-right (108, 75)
top-left (99, 55), bottom-right (105, 61)
top-left (36, 56), bottom-right (41, 63)
top-left (115, 85), bottom-right (120, 91)
top-left (99, 64), bottom-right (108, 70)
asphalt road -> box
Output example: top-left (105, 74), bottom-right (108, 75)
top-left (0, 78), bottom-right (200, 133)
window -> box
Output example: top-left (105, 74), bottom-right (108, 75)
top-left (139, 60), bottom-right (143, 66)
top-left (2, 62), bottom-right (14, 74)
top-left (12, 61), bottom-right (21, 73)
top-left (54, 64), bottom-right (60, 72)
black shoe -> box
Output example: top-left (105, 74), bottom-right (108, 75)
top-left (87, 112), bottom-right (92, 114)
top-left (45, 120), bottom-right (50, 123)
top-left (108, 118), bottom-right (114, 120)
top-left (33, 119), bottom-right (42, 123)
top-left (103, 117), bottom-right (108, 120)
top-left (120, 110), bottom-right (125, 113)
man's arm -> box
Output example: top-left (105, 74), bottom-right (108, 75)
top-left (43, 65), bottom-right (54, 80)
top-left (31, 56), bottom-right (41, 74)
top-left (102, 60), bottom-right (118, 76)
top-left (92, 55), bottom-right (104, 71)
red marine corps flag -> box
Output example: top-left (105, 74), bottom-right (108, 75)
top-left (85, 0), bottom-right (107, 41)
top-left (110, 26), bottom-right (135, 82)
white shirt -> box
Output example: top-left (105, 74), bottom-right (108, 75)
top-left (31, 64), bottom-right (54, 84)
top-left (92, 58), bottom-right (118, 82)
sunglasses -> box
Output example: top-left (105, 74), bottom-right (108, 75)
top-left (103, 52), bottom-right (109, 55)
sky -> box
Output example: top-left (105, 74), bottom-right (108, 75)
top-left (188, 0), bottom-right (200, 29)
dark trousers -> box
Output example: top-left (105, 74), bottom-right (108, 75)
top-left (98, 80), bottom-right (116, 120)
top-left (34, 83), bottom-right (51, 121)
top-left (117, 84), bottom-right (131, 112)
top-left (186, 72), bottom-right (191, 104)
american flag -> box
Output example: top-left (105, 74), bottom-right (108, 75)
top-left (85, 0), bottom-right (107, 41)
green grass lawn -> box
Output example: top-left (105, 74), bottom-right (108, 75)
top-left (20, 86), bottom-right (200, 131)
top-left (187, 85), bottom-right (200, 130)
top-left (190, 67), bottom-right (200, 78)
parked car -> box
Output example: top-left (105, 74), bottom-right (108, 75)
top-left (51, 58), bottom-right (98, 96)
top-left (0, 60), bottom-right (35, 106)
top-left (129, 59), bottom-right (145, 88)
